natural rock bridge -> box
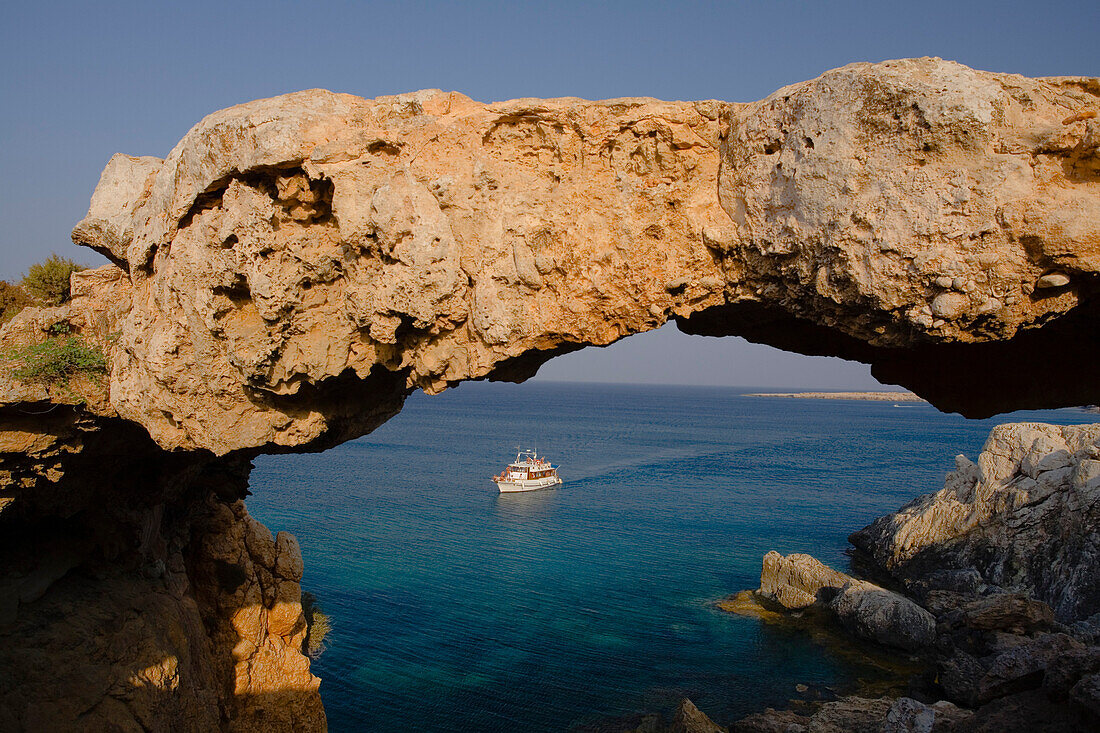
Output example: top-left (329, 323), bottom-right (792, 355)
top-left (0, 58), bottom-right (1097, 730)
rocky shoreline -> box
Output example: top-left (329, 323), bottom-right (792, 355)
top-left (570, 420), bottom-right (1100, 732)
top-left (707, 421), bottom-right (1100, 732)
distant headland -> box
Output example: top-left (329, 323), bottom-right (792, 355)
top-left (744, 391), bottom-right (926, 402)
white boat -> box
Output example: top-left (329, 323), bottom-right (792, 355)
top-left (492, 449), bottom-right (563, 493)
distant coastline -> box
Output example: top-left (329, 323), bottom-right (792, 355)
top-left (744, 391), bottom-right (925, 402)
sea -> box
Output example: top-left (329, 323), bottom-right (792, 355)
top-left (247, 381), bottom-right (1094, 732)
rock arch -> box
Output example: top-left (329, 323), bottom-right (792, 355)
top-left (1, 57), bottom-right (1098, 730)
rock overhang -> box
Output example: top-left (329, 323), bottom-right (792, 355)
top-left (57, 57), bottom-right (1099, 456)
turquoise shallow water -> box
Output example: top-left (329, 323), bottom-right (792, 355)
top-left (247, 382), bottom-right (1093, 731)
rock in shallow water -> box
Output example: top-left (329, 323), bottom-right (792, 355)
top-left (753, 552), bottom-right (937, 652)
top-left (829, 581), bottom-right (937, 652)
top-left (670, 698), bottom-right (726, 733)
top-left (758, 551), bottom-right (852, 609)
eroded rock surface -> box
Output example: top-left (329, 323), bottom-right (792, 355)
top-left (830, 581), bottom-right (936, 652)
top-left (0, 449), bottom-right (321, 731)
top-left (754, 551), bottom-right (936, 651)
top-left (851, 422), bottom-right (1100, 621)
top-left (758, 551), bottom-right (852, 609)
top-left (64, 57), bottom-right (1100, 458)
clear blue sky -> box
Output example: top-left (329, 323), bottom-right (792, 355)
top-left (2, 0), bottom-right (1095, 387)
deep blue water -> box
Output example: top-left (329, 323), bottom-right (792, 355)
top-left (247, 382), bottom-right (1093, 731)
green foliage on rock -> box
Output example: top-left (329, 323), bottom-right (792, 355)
top-left (0, 281), bottom-right (32, 323)
top-left (21, 254), bottom-right (86, 306)
top-left (301, 591), bottom-right (331, 658)
top-left (2, 322), bottom-right (107, 389)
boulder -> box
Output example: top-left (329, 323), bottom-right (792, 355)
top-left (670, 699), bottom-right (727, 733)
top-left (962, 688), bottom-right (1097, 732)
top-left (953, 594), bottom-right (1054, 634)
top-left (796, 696), bottom-right (892, 732)
top-left (829, 581), bottom-right (937, 651)
top-left (731, 708), bottom-right (809, 733)
top-left (1042, 646), bottom-right (1100, 695)
top-left (940, 633), bottom-right (1086, 706)
top-left (1069, 673), bottom-right (1100, 719)
top-left (71, 153), bottom-right (162, 269)
top-left (733, 696), bottom-right (895, 733)
top-left (880, 698), bottom-right (971, 733)
top-left (758, 551), bottom-right (852, 610)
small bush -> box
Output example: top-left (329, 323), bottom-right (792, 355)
top-left (301, 591), bottom-right (331, 658)
top-left (3, 322), bottom-right (107, 387)
top-left (0, 281), bottom-right (32, 323)
top-left (21, 254), bottom-right (86, 306)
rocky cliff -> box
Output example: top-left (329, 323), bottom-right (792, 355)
top-left (2, 57), bottom-right (1098, 730)
top-left (851, 422), bottom-right (1100, 622)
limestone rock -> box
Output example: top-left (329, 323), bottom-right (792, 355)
top-left (755, 552), bottom-right (936, 651)
top-left (670, 698), bottom-right (727, 733)
top-left (851, 422), bottom-right (1100, 621)
top-left (829, 581), bottom-right (937, 651)
top-left (758, 551), bottom-right (852, 609)
top-left (72, 154), bottom-right (162, 269)
top-left (952, 594), bottom-right (1055, 634)
top-left (797, 695), bottom-right (892, 732)
top-left (0, 465), bottom-right (324, 732)
top-left (961, 688), bottom-right (1099, 732)
top-left (1035, 272), bottom-right (1071, 289)
top-left (1070, 673), bottom-right (1100, 719)
top-left (880, 698), bottom-right (971, 733)
top-left (1042, 645), bottom-right (1100, 695)
top-left (720, 58), bottom-right (1100, 349)
top-left (275, 531), bottom-right (305, 581)
top-left (1070, 613), bottom-right (1100, 645)
top-left (939, 633), bottom-right (1085, 707)
top-left (91, 90), bottom-right (734, 454)
top-left (60, 58), bottom-right (1100, 457)
top-left (731, 708), bottom-right (810, 732)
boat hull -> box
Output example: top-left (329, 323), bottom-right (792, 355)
top-left (495, 476), bottom-right (563, 493)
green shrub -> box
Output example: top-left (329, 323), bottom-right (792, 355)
top-left (0, 281), bottom-right (31, 323)
top-left (3, 322), bottom-right (107, 388)
top-left (21, 254), bottom-right (86, 306)
top-left (300, 591), bottom-right (331, 658)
